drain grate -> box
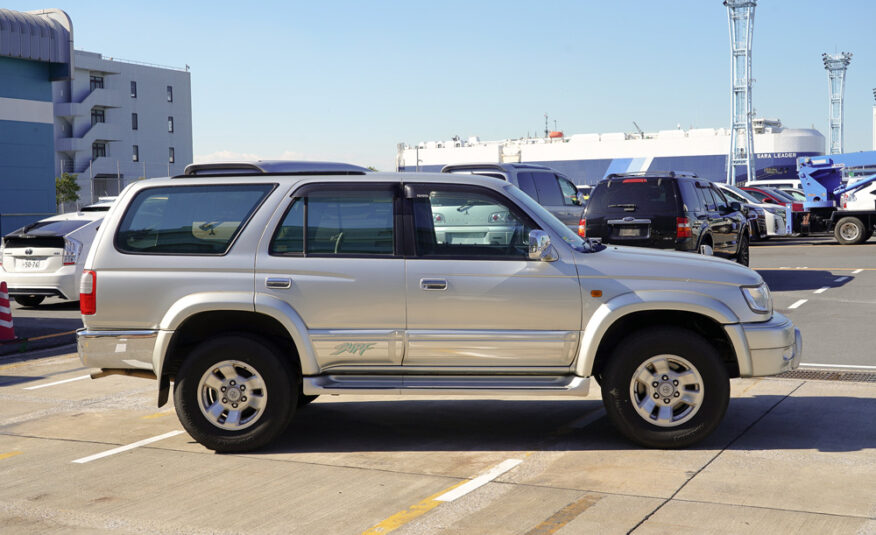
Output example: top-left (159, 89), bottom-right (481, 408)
top-left (777, 370), bottom-right (876, 383)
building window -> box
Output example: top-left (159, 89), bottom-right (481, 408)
top-left (92, 142), bottom-right (107, 159)
top-left (132, 145), bottom-right (139, 162)
top-left (91, 108), bottom-right (105, 126)
top-left (130, 81), bottom-right (137, 98)
top-left (169, 147), bottom-right (175, 163)
top-left (168, 116), bottom-right (174, 133)
top-left (132, 113), bottom-right (138, 130)
top-left (90, 75), bottom-right (104, 91)
top-left (167, 85), bottom-right (173, 102)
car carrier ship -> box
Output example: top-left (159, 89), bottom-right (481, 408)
top-left (396, 118), bottom-right (824, 185)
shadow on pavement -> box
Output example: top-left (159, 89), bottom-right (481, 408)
top-left (757, 269), bottom-right (852, 292)
top-left (258, 394), bottom-right (875, 455)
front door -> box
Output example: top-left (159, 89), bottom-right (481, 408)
top-left (403, 183), bottom-right (582, 368)
top-left (256, 183), bottom-right (406, 369)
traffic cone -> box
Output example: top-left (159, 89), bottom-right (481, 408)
top-left (0, 281), bottom-right (17, 341)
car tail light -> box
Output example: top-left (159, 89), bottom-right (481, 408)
top-left (676, 217), bottom-right (692, 238)
top-left (80, 270), bottom-right (96, 315)
top-left (63, 238), bottom-right (82, 265)
top-left (578, 217), bottom-right (586, 237)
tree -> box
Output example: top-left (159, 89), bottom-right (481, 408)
top-left (56, 172), bottom-right (80, 207)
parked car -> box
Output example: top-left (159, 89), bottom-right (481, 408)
top-left (715, 183), bottom-right (790, 239)
top-left (741, 178), bottom-right (802, 190)
top-left (441, 163), bottom-right (585, 233)
top-left (580, 172), bottom-right (751, 265)
top-left (0, 210), bottom-right (104, 306)
top-left (77, 160), bottom-right (800, 452)
top-left (740, 186), bottom-right (807, 234)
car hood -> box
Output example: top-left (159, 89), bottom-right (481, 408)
top-left (581, 244), bottom-right (763, 287)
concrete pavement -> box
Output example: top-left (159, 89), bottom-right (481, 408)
top-left (0, 352), bottom-right (873, 534)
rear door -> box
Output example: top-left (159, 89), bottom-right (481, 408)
top-left (256, 183), bottom-right (406, 369)
top-left (702, 184), bottom-right (740, 255)
top-left (531, 172), bottom-right (583, 231)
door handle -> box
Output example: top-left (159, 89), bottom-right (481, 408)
top-left (265, 277), bottom-right (292, 289)
top-left (420, 278), bottom-right (447, 291)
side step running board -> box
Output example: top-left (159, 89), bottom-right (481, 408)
top-left (303, 375), bottom-right (590, 397)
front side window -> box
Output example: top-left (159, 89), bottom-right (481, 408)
top-left (709, 186), bottom-right (730, 210)
top-left (271, 188), bottom-right (395, 256)
top-left (116, 184), bottom-right (274, 255)
top-left (558, 176), bottom-right (582, 206)
top-left (411, 186), bottom-right (534, 259)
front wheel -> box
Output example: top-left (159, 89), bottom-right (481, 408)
top-left (601, 327), bottom-right (730, 448)
top-left (173, 335), bottom-right (297, 452)
top-left (735, 233), bottom-right (750, 266)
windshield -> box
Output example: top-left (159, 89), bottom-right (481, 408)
top-left (504, 185), bottom-right (593, 252)
top-left (720, 184), bottom-right (760, 204)
top-left (764, 187), bottom-right (796, 202)
top-left (782, 189), bottom-right (805, 201)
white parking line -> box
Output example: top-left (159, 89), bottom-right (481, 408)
top-left (72, 430), bottom-right (185, 464)
top-left (434, 459), bottom-right (523, 502)
top-left (787, 299), bottom-right (807, 310)
top-left (834, 276), bottom-right (850, 283)
top-left (813, 287), bottom-right (829, 294)
top-left (23, 375), bottom-right (90, 390)
top-left (852, 269), bottom-right (863, 275)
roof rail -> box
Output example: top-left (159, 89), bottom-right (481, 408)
top-left (179, 160), bottom-right (370, 177)
top-left (605, 171), bottom-right (698, 180)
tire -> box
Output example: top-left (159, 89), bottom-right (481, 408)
top-left (834, 217), bottom-right (867, 245)
top-left (735, 233), bottom-right (750, 266)
top-left (173, 334), bottom-right (297, 453)
top-left (14, 295), bottom-right (44, 307)
top-left (298, 394), bottom-right (319, 407)
top-left (601, 327), bottom-right (730, 449)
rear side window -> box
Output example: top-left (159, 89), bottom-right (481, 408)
top-left (270, 188), bottom-right (395, 256)
top-left (116, 184), bottom-right (274, 254)
top-left (532, 172), bottom-right (563, 205)
top-left (678, 180), bottom-right (703, 212)
top-left (515, 172), bottom-right (539, 199)
top-left (587, 178), bottom-right (678, 216)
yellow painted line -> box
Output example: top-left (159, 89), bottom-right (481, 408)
top-left (524, 494), bottom-right (602, 535)
top-left (0, 451), bottom-right (22, 461)
top-left (142, 410), bottom-right (173, 420)
top-left (361, 480), bottom-right (468, 535)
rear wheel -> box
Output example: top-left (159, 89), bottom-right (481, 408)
top-left (601, 327), bottom-right (730, 448)
top-left (835, 217), bottom-right (867, 245)
top-left (173, 334), bottom-right (296, 452)
top-left (13, 295), bottom-right (44, 307)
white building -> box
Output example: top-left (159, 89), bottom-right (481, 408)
top-left (53, 50), bottom-right (192, 202)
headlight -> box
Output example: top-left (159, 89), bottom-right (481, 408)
top-left (741, 283), bottom-right (772, 314)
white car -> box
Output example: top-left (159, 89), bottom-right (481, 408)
top-left (740, 178), bottom-right (802, 190)
top-left (716, 183), bottom-right (790, 238)
top-left (0, 210), bottom-right (104, 306)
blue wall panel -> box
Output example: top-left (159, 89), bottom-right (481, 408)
top-left (0, 120), bottom-right (56, 234)
top-left (0, 57), bottom-right (53, 101)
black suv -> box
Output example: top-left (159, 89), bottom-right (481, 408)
top-left (580, 172), bottom-right (750, 265)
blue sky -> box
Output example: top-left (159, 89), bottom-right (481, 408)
top-left (10, 1), bottom-right (876, 170)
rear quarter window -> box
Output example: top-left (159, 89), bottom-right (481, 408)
top-left (115, 184), bottom-right (275, 254)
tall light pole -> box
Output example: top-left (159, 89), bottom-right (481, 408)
top-left (822, 52), bottom-right (852, 155)
top-left (871, 88), bottom-right (875, 151)
top-left (725, 0), bottom-right (756, 185)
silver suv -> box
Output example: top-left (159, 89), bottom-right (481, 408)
top-left (78, 161), bottom-right (802, 452)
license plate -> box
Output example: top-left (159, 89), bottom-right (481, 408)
top-left (618, 228), bottom-right (641, 237)
top-left (17, 259), bottom-right (44, 271)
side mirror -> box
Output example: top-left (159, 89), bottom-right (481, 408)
top-left (528, 230), bottom-right (558, 262)
top-left (762, 198), bottom-right (775, 204)
top-left (729, 201), bottom-right (742, 212)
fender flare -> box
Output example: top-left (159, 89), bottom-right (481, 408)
top-left (574, 290), bottom-right (740, 377)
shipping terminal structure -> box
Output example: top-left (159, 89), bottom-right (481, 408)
top-left (397, 119), bottom-right (824, 186)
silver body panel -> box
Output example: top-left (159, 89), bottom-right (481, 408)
top-left (78, 171), bottom-right (801, 398)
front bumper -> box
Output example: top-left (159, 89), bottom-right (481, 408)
top-left (77, 329), bottom-right (159, 371)
top-left (736, 312), bottom-right (802, 377)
